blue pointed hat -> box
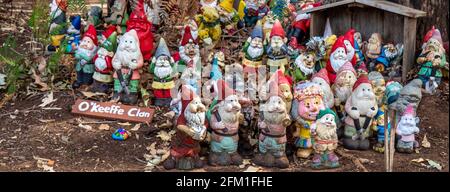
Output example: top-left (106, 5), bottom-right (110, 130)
top-left (251, 22), bottom-right (263, 39)
top-left (71, 15), bottom-right (81, 30)
top-left (154, 38), bottom-right (171, 58)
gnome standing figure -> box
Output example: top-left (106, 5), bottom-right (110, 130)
top-left (389, 79), bottom-right (422, 115)
top-left (396, 104), bottom-right (420, 153)
top-left (73, 25), bottom-right (98, 89)
top-left (291, 82), bottom-right (326, 158)
top-left (311, 108), bottom-right (340, 169)
top-left (127, 0), bottom-right (154, 61)
top-left (332, 62), bottom-right (357, 124)
top-left (65, 15), bottom-right (82, 54)
top-left (343, 75), bottom-right (378, 150)
top-left (417, 26), bottom-right (448, 94)
top-left (208, 80), bottom-right (243, 166)
top-left (266, 19), bottom-right (289, 75)
top-left (217, 0), bottom-right (246, 34)
top-left (289, 50), bottom-right (316, 83)
top-left (353, 32), bottom-right (365, 66)
top-left (91, 27), bottom-right (118, 93)
top-left (312, 68), bottom-right (334, 109)
top-left (242, 22), bottom-right (265, 75)
top-left (287, 1), bottom-right (321, 44)
top-left (326, 36), bottom-right (348, 84)
top-left (178, 25), bottom-right (201, 70)
top-left (47, 0), bottom-right (68, 53)
top-left (111, 30), bottom-right (144, 104)
top-left (150, 38), bottom-right (176, 107)
top-left (164, 85), bottom-right (208, 170)
top-left (244, 0), bottom-right (269, 27)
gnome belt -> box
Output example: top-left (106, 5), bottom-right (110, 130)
top-left (243, 58), bottom-right (262, 68)
top-left (261, 130), bottom-right (286, 138)
top-left (421, 65), bottom-right (438, 77)
top-left (353, 115), bottom-right (372, 131)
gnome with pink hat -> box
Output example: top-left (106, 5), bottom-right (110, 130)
top-left (312, 68), bottom-right (334, 108)
top-left (343, 75), bottom-right (378, 150)
top-left (266, 19), bottom-right (289, 75)
top-left (396, 104), bottom-right (420, 153)
top-left (73, 24), bottom-right (98, 89)
top-left (417, 26), bottom-right (448, 94)
top-left (332, 62), bottom-right (357, 124)
top-left (326, 36), bottom-right (348, 84)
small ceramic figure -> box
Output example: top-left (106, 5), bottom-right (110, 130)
top-left (91, 27), bottom-right (118, 93)
top-left (260, 70), bottom-right (293, 113)
top-left (312, 68), bottom-right (334, 109)
top-left (269, 0), bottom-right (289, 21)
top-left (217, 0), bottom-right (246, 34)
top-left (144, 0), bottom-right (161, 27)
top-left (305, 36), bottom-right (327, 70)
top-left (389, 79), bottom-right (422, 115)
top-left (127, 0), bottom-right (154, 61)
top-left (242, 22), bottom-right (265, 75)
top-left (289, 50), bottom-right (316, 83)
top-left (383, 81), bottom-right (403, 106)
top-left (150, 38), bottom-right (176, 107)
top-left (178, 25), bottom-right (201, 70)
top-left (311, 108), bottom-right (339, 169)
top-left (396, 104), bottom-right (420, 153)
top-left (47, 0), bottom-right (67, 53)
top-left (195, 6), bottom-right (222, 46)
top-left (353, 32), bottom-right (365, 65)
top-left (343, 29), bottom-right (357, 66)
top-left (365, 33), bottom-right (390, 72)
top-left (73, 25), bottom-right (98, 89)
top-left (332, 62), bottom-right (357, 122)
top-left (266, 19), bottom-right (289, 74)
top-left (87, 6), bottom-right (103, 30)
top-left (244, 0), bottom-right (269, 27)
top-left (287, 1), bottom-right (321, 44)
top-left (65, 15), bottom-right (82, 54)
top-left (325, 36), bottom-right (347, 84)
top-left (323, 34), bottom-right (337, 61)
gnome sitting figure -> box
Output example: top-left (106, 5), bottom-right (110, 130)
top-left (164, 85), bottom-right (208, 170)
top-left (242, 22), bottom-right (265, 75)
top-left (326, 36), bottom-right (348, 84)
top-left (396, 104), bottom-right (420, 153)
top-left (343, 75), bottom-right (378, 150)
top-left (208, 80), bottom-right (243, 166)
top-left (47, 0), bottom-right (68, 53)
top-left (311, 108), bottom-right (340, 169)
top-left (73, 25), bottom-right (98, 89)
top-left (91, 27), bottom-right (117, 93)
top-left (291, 82), bottom-right (326, 158)
top-left (65, 15), bottom-right (82, 54)
top-left (111, 30), bottom-right (144, 105)
top-left (266, 19), bottom-right (289, 75)
top-left (312, 68), bottom-right (334, 109)
top-left (178, 26), bottom-right (201, 70)
top-left (150, 38), bottom-right (176, 107)
top-left (126, 0), bottom-right (154, 61)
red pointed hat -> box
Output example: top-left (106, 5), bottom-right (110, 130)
top-left (353, 75), bottom-right (370, 91)
top-left (267, 69), bottom-right (293, 99)
top-left (216, 79), bottom-right (236, 103)
top-left (270, 19), bottom-right (285, 38)
top-left (312, 68), bottom-right (330, 85)
top-left (83, 24), bottom-right (98, 46)
top-left (177, 85), bottom-right (196, 126)
top-left (130, 0), bottom-right (148, 21)
top-left (103, 25), bottom-right (117, 39)
top-left (330, 36), bottom-right (346, 55)
top-left (423, 26), bottom-right (435, 44)
top-left (344, 28), bottom-right (355, 46)
top-left (180, 25), bottom-right (197, 46)
top-left (275, 69), bottom-right (293, 86)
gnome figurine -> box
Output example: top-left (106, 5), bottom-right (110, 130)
top-left (163, 85), bottom-right (208, 170)
top-left (150, 38), bottom-right (176, 107)
top-left (73, 25), bottom-right (98, 89)
top-left (111, 30), bottom-right (144, 104)
top-left (260, 70), bottom-right (293, 113)
top-left (65, 15), bottom-right (82, 54)
top-left (242, 22), bottom-right (265, 75)
top-left (291, 82), bottom-right (326, 158)
top-left (208, 80), bottom-right (243, 166)
top-left (127, 0), bottom-right (154, 61)
top-left (289, 50), bottom-right (316, 83)
top-left (266, 19), bottom-right (289, 75)
top-left (311, 108), bottom-right (340, 169)
top-left (396, 104), bottom-right (420, 153)
top-left (312, 68), bottom-right (334, 109)
top-left (244, 0), bottom-right (269, 27)
top-left (178, 25), bottom-right (201, 70)
top-left (326, 36), bottom-right (348, 84)
top-left (343, 75), bottom-right (378, 150)
top-left (105, 0), bottom-right (128, 34)
top-left (332, 62), bottom-right (357, 124)
top-left (47, 0), bottom-right (68, 53)
top-left (343, 29), bottom-right (357, 66)
top-left (389, 79), bottom-right (422, 115)
top-left (91, 27), bottom-right (118, 93)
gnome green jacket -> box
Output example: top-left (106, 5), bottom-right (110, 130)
top-left (418, 53), bottom-right (447, 78)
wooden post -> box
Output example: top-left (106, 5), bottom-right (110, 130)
top-left (389, 110), bottom-right (397, 172)
top-left (402, 17), bottom-right (417, 82)
top-left (384, 109), bottom-right (390, 172)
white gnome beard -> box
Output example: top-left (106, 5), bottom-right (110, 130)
top-left (397, 115), bottom-right (417, 135)
top-left (76, 46), bottom-right (97, 60)
top-left (330, 53), bottom-right (347, 72)
top-left (155, 64), bottom-right (172, 78)
top-left (185, 109), bottom-right (206, 132)
top-left (335, 86), bottom-right (352, 103)
top-left (295, 57), bottom-right (315, 75)
top-left (247, 45), bottom-right (264, 59)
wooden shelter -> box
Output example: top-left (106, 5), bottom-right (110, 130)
top-left (300, 0), bottom-right (426, 81)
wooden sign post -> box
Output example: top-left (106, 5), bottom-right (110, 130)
top-left (71, 99), bottom-right (155, 123)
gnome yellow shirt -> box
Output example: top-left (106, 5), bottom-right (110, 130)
top-left (219, 0), bottom-right (246, 20)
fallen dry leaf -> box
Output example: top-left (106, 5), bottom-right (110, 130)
top-left (131, 124), bottom-right (141, 131)
top-left (98, 124), bottom-right (110, 131)
top-left (422, 134), bottom-right (431, 148)
top-left (39, 92), bottom-right (57, 108)
top-left (426, 159), bottom-right (442, 171)
top-left (81, 91), bottom-right (108, 98)
top-left (411, 158), bottom-right (425, 163)
top-left (157, 130), bottom-right (173, 142)
top-left (38, 119), bottom-right (55, 123)
top-left (244, 166), bottom-right (262, 172)
top-left (31, 68), bottom-right (49, 91)
top-left (78, 123), bottom-right (93, 131)
top-left (118, 122), bottom-right (132, 126)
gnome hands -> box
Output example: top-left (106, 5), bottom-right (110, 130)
top-left (366, 106), bottom-right (378, 118)
top-left (282, 116), bottom-right (292, 127)
top-left (348, 107), bottom-right (360, 120)
top-left (213, 122), bottom-right (226, 130)
top-left (112, 57), bottom-right (122, 70)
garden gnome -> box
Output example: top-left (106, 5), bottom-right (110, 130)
top-left (396, 104), bottom-right (420, 153)
top-left (260, 70), bottom-right (293, 113)
top-left (311, 108), bottom-right (339, 169)
top-left (312, 68), bottom-right (334, 109)
top-left (144, 0), bottom-right (161, 27)
top-left (365, 33), bottom-right (389, 72)
top-left (389, 79), bottom-right (422, 115)
top-left (87, 6), bottom-right (103, 29)
top-left (195, 6), bottom-right (222, 45)
top-left (65, 15), bottom-right (82, 54)
top-left (178, 25), bottom-right (201, 70)
top-left (287, 1), bottom-right (321, 44)
top-left (417, 26), bottom-right (448, 94)
top-left (73, 25), bottom-right (98, 89)
top-left (305, 36), bottom-right (327, 70)
top-left (323, 34), bottom-right (337, 61)
top-left (208, 80), bottom-right (243, 166)
top-left (47, 0), bottom-right (67, 53)
top-left (127, 0), bottom-right (154, 61)
top-left (150, 38), bottom-right (176, 107)
top-left (343, 29), bottom-right (357, 66)
top-left (332, 62), bottom-right (357, 122)
top-left (163, 85), bottom-right (208, 170)
top-left (253, 80), bottom-right (291, 168)
top-left (291, 82), bottom-right (326, 158)
top-left (244, 0), bottom-right (269, 27)
top-left (383, 81), bottom-right (403, 106)
top-left (111, 30), bottom-right (144, 105)
top-left (266, 19), bottom-right (289, 75)
top-left (326, 36), bottom-right (348, 84)
top-left (242, 22), bottom-right (265, 74)
top-left (356, 62), bottom-right (369, 78)
top-left (353, 32), bottom-right (365, 65)
top-left (289, 50), bottom-right (316, 83)
top-left (217, 0), bottom-right (246, 34)
top-left (91, 27), bottom-right (118, 93)
top-left (287, 37), bottom-right (302, 61)
top-left (105, 0), bottom-right (128, 34)
top-left (368, 71), bottom-right (391, 153)
top-left (343, 75), bottom-right (378, 150)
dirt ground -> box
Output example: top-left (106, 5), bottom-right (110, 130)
top-left (0, 87), bottom-right (448, 172)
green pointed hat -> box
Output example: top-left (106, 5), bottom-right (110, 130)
top-left (101, 31), bottom-right (118, 52)
top-left (155, 37), bottom-right (171, 58)
top-left (317, 108), bottom-right (338, 124)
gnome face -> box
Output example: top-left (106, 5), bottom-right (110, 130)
top-left (383, 43), bottom-right (398, 60)
top-left (155, 55), bottom-right (173, 78)
top-left (270, 36), bottom-right (286, 51)
top-left (183, 42), bottom-right (199, 57)
top-left (118, 34), bottom-right (139, 53)
top-left (353, 83), bottom-right (376, 101)
top-left (298, 96), bottom-right (325, 120)
top-left (370, 78), bottom-right (386, 104)
top-left (295, 52), bottom-right (315, 74)
top-left (367, 33), bottom-right (382, 54)
top-left (279, 84), bottom-right (293, 103)
top-left (425, 39), bottom-right (444, 53)
top-left (317, 114), bottom-right (336, 130)
top-left (77, 37), bottom-right (97, 59)
top-left (262, 96), bottom-right (288, 124)
top-left (248, 37), bottom-right (264, 59)
top-left (185, 97), bottom-right (207, 126)
top-left (219, 95), bottom-right (242, 114)
top-left (336, 70), bottom-right (357, 87)
top-left (343, 39), bottom-right (355, 60)
top-left (330, 47), bottom-right (347, 71)
top-left (397, 114), bottom-right (419, 135)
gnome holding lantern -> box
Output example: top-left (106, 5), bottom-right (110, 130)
top-left (242, 22), bottom-right (265, 75)
top-left (291, 82), bottom-right (326, 158)
top-left (65, 15), bottom-right (82, 54)
top-left (150, 38), bottom-right (176, 107)
top-left (73, 25), bottom-right (98, 89)
top-left (326, 36), bottom-right (348, 84)
top-left (343, 75), bottom-right (378, 150)
top-left (311, 108), bottom-right (340, 169)
top-left (266, 19), bottom-right (289, 75)
top-left (91, 27), bottom-right (118, 93)
top-left (332, 62), bottom-right (357, 122)
top-left (127, 0), bottom-right (154, 61)
top-left (312, 68), bottom-right (334, 109)
top-left (396, 104), bottom-right (420, 153)
top-left (253, 75), bottom-right (292, 169)
top-left (47, 0), bottom-right (68, 53)
top-left (164, 85), bottom-right (208, 170)
top-left (178, 25), bottom-right (201, 70)
top-left (208, 80), bottom-right (244, 166)
top-left (111, 30), bottom-right (144, 104)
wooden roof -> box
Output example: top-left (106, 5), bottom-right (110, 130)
top-left (300, 0), bottom-right (426, 18)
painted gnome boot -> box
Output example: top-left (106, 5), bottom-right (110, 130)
top-left (178, 25), bottom-right (201, 70)
top-left (111, 30), bottom-right (144, 104)
top-left (73, 25), bottom-right (98, 89)
top-left (208, 80), bottom-right (243, 166)
top-left (91, 26), bottom-right (118, 94)
top-left (150, 38), bottom-right (176, 107)
top-left (47, 0), bottom-right (68, 54)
